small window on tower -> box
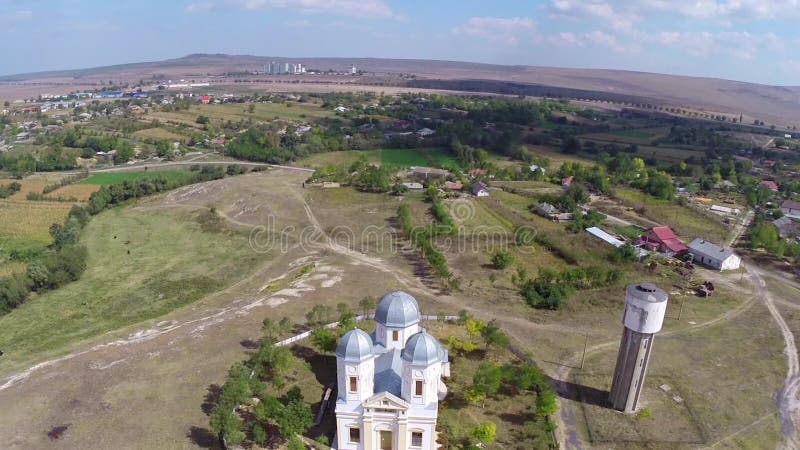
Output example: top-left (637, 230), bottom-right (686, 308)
top-left (415, 380), bottom-right (423, 396)
top-left (411, 431), bottom-right (423, 447)
top-left (392, 330), bottom-right (399, 341)
top-left (349, 376), bottom-right (358, 393)
top-left (349, 427), bottom-right (361, 443)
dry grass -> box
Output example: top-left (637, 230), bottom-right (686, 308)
top-left (48, 183), bottom-right (101, 201)
top-left (0, 199), bottom-right (72, 243)
top-left (132, 127), bottom-right (189, 142)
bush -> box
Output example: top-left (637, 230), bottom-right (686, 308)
top-left (491, 250), bottom-right (514, 269)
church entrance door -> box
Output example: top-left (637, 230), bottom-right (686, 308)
top-left (378, 430), bottom-right (393, 450)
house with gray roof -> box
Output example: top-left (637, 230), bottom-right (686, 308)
top-left (687, 238), bottom-right (741, 271)
top-left (335, 291), bottom-right (449, 450)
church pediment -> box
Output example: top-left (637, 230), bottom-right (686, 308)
top-left (363, 391), bottom-right (409, 410)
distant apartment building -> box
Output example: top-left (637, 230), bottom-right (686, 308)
top-left (266, 61), bottom-right (306, 75)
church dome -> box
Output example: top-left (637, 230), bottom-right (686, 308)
top-left (401, 330), bottom-right (443, 365)
top-left (336, 329), bottom-right (374, 362)
top-left (375, 291), bottom-right (421, 328)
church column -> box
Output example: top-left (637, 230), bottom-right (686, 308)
top-left (363, 416), bottom-right (374, 450)
top-left (397, 414), bottom-right (408, 450)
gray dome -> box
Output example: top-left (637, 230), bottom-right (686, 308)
top-left (401, 330), bottom-right (443, 365)
top-left (335, 329), bottom-right (374, 362)
top-left (375, 291), bottom-right (421, 327)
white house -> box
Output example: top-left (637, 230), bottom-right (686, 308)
top-left (781, 200), bottom-right (800, 220)
top-left (335, 292), bottom-right (449, 450)
top-left (687, 238), bottom-right (741, 271)
top-left (471, 181), bottom-right (490, 197)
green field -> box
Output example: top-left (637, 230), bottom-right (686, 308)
top-left (81, 170), bottom-right (197, 185)
top-left (379, 148), bottom-right (461, 168)
top-left (0, 206), bottom-right (265, 370)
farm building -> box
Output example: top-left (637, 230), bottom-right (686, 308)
top-left (774, 216), bottom-right (800, 239)
top-left (687, 238), bottom-right (741, 271)
top-left (639, 226), bottom-right (687, 255)
top-left (415, 128), bottom-right (435, 137)
top-left (443, 181), bottom-right (463, 191)
top-left (402, 182), bottom-right (424, 190)
top-left (781, 200), bottom-right (800, 220)
top-left (471, 182), bottom-right (489, 197)
top-left (760, 180), bottom-right (779, 191)
top-left (409, 167), bottom-right (450, 181)
top-left (710, 205), bottom-right (741, 216)
top-left (535, 203), bottom-right (572, 221)
top-left (468, 168), bottom-right (488, 178)
top-left (586, 227), bottom-right (649, 258)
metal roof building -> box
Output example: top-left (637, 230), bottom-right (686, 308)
top-left (687, 238), bottom-right (741, 271)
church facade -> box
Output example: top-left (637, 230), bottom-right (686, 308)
top-left (334, 291), bottom-right (449, 450)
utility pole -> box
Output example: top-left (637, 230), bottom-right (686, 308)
top-left (579, 333), bottom-right (589, 370)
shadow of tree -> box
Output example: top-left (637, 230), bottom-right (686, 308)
top-left (187, 426), bottom-right (221, 449)
top-left (290, 345), bottom-right (337, 387)
top-left (201, 384), bottom-right (222, 416)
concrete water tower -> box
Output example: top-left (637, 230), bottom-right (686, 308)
top-left (609, 283), bottom-right (669, 413)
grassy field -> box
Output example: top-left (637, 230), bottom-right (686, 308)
top-left (148, 102), bottom-right (332, 126)
top-left (132, 127), bottom-right (189, 142)
top-left (48, 183), bottom-right (101, 201)
top-left (80, 169), bottom-right (197, 185)
top-left (298, 148), bottom-right (461, 170)
top-left (379, 148), bottom-right (461, 168)
top-left (0, 205), bottom-right (265, 369)
top-left (581, 127), bottom-right (670, 145)
top-left (613, 187), bottom-right (729, 243)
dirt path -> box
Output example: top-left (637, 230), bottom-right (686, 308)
top-left (747, 264), bottom-right (800, 449)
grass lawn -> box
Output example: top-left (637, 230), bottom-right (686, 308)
top-left (613, 187), bottom-right (729, 243)
top-left (80, 169), bottom-right (197, 185)
top-left (0, 205), bottom-right (265, 370)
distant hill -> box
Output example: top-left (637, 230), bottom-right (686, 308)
top-left (3, 54), bottom-right (799, 126)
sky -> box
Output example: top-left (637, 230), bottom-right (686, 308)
top-left (1, 0), bottom-right (799, 85)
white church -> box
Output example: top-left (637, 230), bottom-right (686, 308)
top-left (334, 291), bottom-right (450, 450)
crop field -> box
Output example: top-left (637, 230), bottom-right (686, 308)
top-left (379, 147), bottom-right (461, 168)
top-left (0, 205), bottom-right (265, 369)
top-left (0, 175), bottom-right (64, 200)
top-left (581, 127), bottom-right (670, 145)
top-left (148, 102), bottom-right (332, 126)
top-left (80, 169), bottom-right (196, 185)
top-left (0, 199), bottom-right (73, 244)
top-left (132, 127), bottom-right (189, 142)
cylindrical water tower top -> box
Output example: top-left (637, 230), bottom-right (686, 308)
top-left (623, 283), bottom-right (669, 334)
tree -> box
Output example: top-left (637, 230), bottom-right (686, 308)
top-left (473, 362), bottom-right (502, 396)
top-left (471, 422), bottom-right (497, 444)
top-left (310, 327), bottom-right (338, 353)
top-left (490, 250), bottom-right (514, 269)
top-left (248, 104), bottom-right (256, 114)
top-left (536, 388), bottom-right (557, 416)
top-left (480, 320), bottom-right (510, 348)
top-left (464, 386), bottom-right (486, 407)
top-left (358, 296), bottom-right (376, 316)
top-left (562, 136), bottom-right (582, 154)
top-left (113, 140), bottom-right (135, 164)
top-left (287, 435), bottom-right (306, 450)
top-left (195, 115), bottom-right (210, 125)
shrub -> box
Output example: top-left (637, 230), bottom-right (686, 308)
top-left (490, 250), bottom-right (514, 269)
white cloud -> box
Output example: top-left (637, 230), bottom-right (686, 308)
top-left (549, 32), bottom-right (584, 47)
top-left (640, 0), bottom-right (800, 20)
top-left (185, 2), bottom-right (215, 13)
top-left (550, 1), bottom-right (637, 31)
top-left (452, 17), bottom-right (536, 45)
top-left (650, 30), bottom-right (784, 59)
top-left (232, 0), bottom-right (398, 19)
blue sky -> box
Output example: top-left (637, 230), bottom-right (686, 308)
top-left (1, 0), bottom-right (799, 85)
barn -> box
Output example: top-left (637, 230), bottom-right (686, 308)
top-left (687, 238), bottom-right (741, 271)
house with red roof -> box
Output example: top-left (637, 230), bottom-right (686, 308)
top-left (199, 95), bottom-right (211, 104)
top-left (760, 180), bottom-right (779, 191)
top-left (640, 226), bottom-right (688, 255)
top-left (468, 168), bottom-right (488, 178)
top-left (561, 176), bottom-right (575, 187)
